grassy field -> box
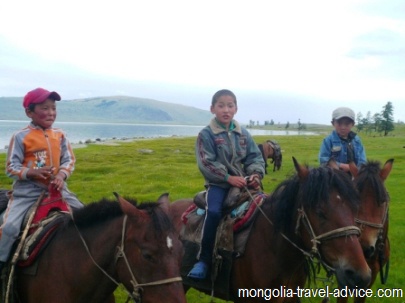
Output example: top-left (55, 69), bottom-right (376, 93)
top-left (0, 125), bottom-right (404, 302)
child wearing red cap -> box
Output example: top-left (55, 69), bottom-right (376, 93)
top-left (0, 88), bottom-right (83, 270)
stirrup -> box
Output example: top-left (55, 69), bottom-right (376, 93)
top-left (187, 261), bottom-right (208, 279)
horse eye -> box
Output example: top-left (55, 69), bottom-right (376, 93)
top-left (142, 250), bottom-right (155, 262)
top-left (316, 209), bottom-right (327, 220)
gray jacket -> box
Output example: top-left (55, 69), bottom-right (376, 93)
top-left (195, 118), bottom-right (265, 188)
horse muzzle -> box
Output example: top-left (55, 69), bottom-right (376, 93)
top-left (335, 265), bottom-right (371, 289)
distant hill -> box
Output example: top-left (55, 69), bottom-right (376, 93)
top-left (0, 96), bottom-right (212, 125)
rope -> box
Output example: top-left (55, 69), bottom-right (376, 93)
top-left (244, 188), bottom-right (313, 258)
top-left (355, 201), bottom-right (388, 230)
top-left (5, 190), bottom-right (46, 303)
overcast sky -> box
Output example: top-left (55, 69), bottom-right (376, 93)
top-left (1, 0), bottom-right (404, 125)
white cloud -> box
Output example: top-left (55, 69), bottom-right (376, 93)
top-left (0, 0), bottom-right (404, 124)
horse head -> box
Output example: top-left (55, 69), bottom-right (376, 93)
top-left (114, 193), bottom-right (185, 303)
top-left (350, 159), bottom-right (393, 258)
top-left (274, 157), bottom-right (371, 288)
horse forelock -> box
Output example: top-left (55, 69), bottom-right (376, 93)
top-left (356, 161), bottom-right (389, 205)
top-left (302, 167), bottom-right (359, 210)
top-left (137, 202), bottom-right (174, 234)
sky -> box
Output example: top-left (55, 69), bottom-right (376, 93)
top-left (0, 0), bottom-right (404, 125)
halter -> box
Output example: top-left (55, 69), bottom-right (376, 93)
top-left (295, 207), bottom-right (361, 261)
top-left (354, 200), bottom-right (390, 284)
top-left (355, 200), bottom-right (389, 232)
top-left (75, 215), bottom-right (182, 303)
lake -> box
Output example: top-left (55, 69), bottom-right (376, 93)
top-left (0, 120), bottom-right (318, 149)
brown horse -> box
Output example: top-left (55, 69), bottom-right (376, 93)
top-left (170, 158), bottom-right (371, 302)
top-left (11, 193), bottom-right (186, 303)
top-left (333, 159), bottom-right (392, 303)
top-left (257, 140), bottom-right (282, 173)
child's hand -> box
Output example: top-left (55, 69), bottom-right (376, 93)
top-left (339, 163), bottom-right (350, 172)
top-left (28, 166), bottom-right (55, 180)
top-left (227, 176), bottom-right (247, 188)
top-left (51, 173), bottom-right (65, 191)
top-left (247, 174), bottom-right (262, 190)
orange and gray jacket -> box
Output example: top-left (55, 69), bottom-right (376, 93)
top-left (6, 123), bottom-right (75, 186)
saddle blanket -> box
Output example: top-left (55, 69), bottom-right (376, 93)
top-left (179, 192), bottom-right (266, 300)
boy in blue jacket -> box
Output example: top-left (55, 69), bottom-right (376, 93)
top-left (319, 107), bottom-right (366, 171)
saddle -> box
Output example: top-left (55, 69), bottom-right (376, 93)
top-left (267, 140), bottom-right (281, 161)
top-left (18, 185), bottom-right (70, 267)
top-left (180, 187), bottom-right (266, 300)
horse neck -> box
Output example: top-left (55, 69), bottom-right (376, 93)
top-left (242, 202), bottom-right (309, 289)
top-left (72, 216), bottom-right (125, 269)
top-left (260, 198), bottom-right (307, 261)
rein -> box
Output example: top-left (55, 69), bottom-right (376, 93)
top-left (74, 215), bottom-right (182, 303)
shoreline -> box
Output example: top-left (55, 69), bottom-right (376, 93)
top-left (0, 135), bottom-right (189, 154)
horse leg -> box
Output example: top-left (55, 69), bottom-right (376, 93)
top-left (336, 297), bottom-right (348, 303)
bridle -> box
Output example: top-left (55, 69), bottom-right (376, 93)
top-left (248, 188), bottom-right (361, 273)
top-left (294, 207), bottom-right (361, 271)
top-left (355, 199), bottom-right (390, 284)
top-left (355, 200), bottom-right (389, 234)
top-left (74, 215), bottom-right (182, 303)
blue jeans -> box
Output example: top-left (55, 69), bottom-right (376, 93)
top-left (199, 185), bottom-right (229, 265)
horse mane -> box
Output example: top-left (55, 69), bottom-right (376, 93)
top-left (70, 198), bottom-right (174, 234)
top-left (271, 165), bottom-right (359, 232)
top-left (356, 160), bottom-right (389, 205)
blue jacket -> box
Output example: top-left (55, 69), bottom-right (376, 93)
top-left (319, 130), bottom-right (366, 167)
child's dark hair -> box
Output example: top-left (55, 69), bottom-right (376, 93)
top-left (27, 103), bottom-right (36, 112)
top-left (211, 89), bottom-right (237, 106)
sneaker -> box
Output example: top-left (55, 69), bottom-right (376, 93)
top-left (187, 261), bottom-right (208, 280)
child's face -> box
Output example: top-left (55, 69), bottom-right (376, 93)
top-left (332, 117), bottom-right (354, 138)
top-left (26, 98), bottom-right (57, 129)
top-left (210, 95), bottom-right (237, 127)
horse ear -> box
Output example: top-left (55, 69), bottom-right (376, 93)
top-left (348, 162), bottom-right (358, 177)
top-left (292, 157), bottom-right (309, 180)
top-left (113, 192), bottom-right (142, 217)
top-left (380, 159), bottom-right (394, 181)
top-left (157, 193), bottom-right (170, 213)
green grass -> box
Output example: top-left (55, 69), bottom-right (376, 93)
top-left (0, 126), bottom-right (404, 303)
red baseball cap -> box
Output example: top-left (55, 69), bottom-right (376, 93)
top-left (23, 88), bottom-right (61, 108)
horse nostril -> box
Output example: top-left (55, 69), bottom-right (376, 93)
top-left (343, 268), bottom-right (370, 289)
top-left (363, 246), bottom-right (375, 258)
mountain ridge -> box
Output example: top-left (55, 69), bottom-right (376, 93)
top-left (0, 95), bottom-right (212, 125)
